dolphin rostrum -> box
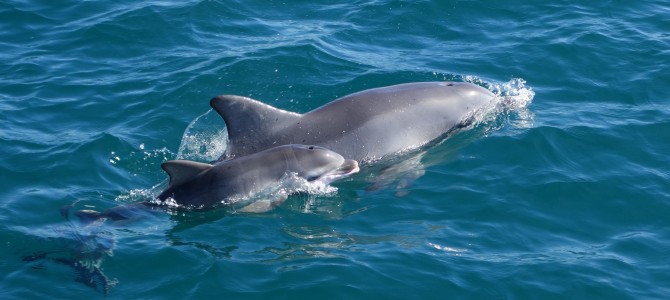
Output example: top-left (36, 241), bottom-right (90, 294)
top-left (210, 81), bottom-right (495, 163)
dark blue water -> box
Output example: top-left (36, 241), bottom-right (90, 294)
top-left (1, 1), bottom-right (669, 298)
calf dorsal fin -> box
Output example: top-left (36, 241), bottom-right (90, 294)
top-left (161, 160), bottom-right (212, 187)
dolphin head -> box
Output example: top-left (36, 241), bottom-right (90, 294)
top-left (283, 144), bottom-right (359, 183)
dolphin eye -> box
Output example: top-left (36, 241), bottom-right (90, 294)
top-left (308, 146), bottom-right (314, 150)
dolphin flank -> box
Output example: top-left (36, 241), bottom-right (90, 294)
top-left (210, 81), bottom-right (495, 163)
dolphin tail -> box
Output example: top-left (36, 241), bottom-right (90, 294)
top-left (210, 95), bottom-right (301, 158)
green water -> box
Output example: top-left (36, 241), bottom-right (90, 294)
top-left (1, 1), bottom-right (669, 298)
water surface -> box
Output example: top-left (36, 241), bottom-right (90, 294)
top-left (1, 1), bottom-right (669, 298)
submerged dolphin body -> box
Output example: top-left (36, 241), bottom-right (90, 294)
top-left (211, 82), bottom-right (496, 163)
top-left (156, 144), bottom-right (359, 210)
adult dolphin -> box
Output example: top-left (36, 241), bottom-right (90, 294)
top-left (73, 144), bottom-right (359, 221)
top-left (210, 81), bottom-right (495, 164)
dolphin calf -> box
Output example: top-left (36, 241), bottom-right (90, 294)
top-left (72, 144), bottom-right (359, 221)
top-left (210, 81), bottom-right (496, 164)
top-left (156, 144), bottom-right (359, 210)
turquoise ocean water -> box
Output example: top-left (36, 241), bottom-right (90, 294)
top-left (1, 1), bottom-right (669, 298)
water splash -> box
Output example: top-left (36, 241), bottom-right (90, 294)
top-left (486, 78), bottom-right (536, 110)
top-left (176, 109), bottom-right (228, 162)
top-left (236, 172), bottom-right (339, 213)
top-left (114, 187), bottom-right (160, 203)
top-left (458, 76), bottom-right (536, 133)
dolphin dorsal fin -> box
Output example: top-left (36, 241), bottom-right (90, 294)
top-left (161, 160), bottom-right (212, 187)
top-left (210, 95), bottom-right (301, 158)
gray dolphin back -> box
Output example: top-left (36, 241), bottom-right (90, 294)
top-left (211, 82), bottom-right (495, 162)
